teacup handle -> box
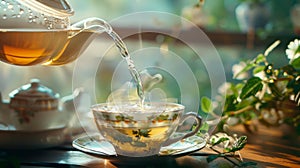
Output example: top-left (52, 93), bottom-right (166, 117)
top-left (162, 112), bottom-right (202, 147)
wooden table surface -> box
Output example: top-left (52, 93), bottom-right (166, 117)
top-left (0, 124), bottom-right (299, 168)
top-left (236, 124), bottom-right (300, 168)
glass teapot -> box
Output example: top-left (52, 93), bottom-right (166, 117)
top-left (0, 0), bottom-right (112, 66)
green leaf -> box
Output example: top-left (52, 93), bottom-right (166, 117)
top-left (268, 83), bottom-right (283, 98)
top-left (211, 137), bottom-right (230, 146)
top-left (230, 136), bottom-right (247, 152)
top-left (199, 122), bottom-right (209, 132)
top-left (240, 77), bottom-right (263, 100)
top-left (253, 66), bottom-right (265, 75)
top-left (224, 95), bottom-right (237, 112)
top-left (232, 83), bottom-right (244, 96)
top-left (236, 97), bottom-right (256, 109)
top-left (201, 97), bottom-right (213, 113)
top-left (255, 54), bottom-right (266, 64)
top-left (291, 57), bottom-right (300, 69)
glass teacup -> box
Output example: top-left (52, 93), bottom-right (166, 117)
top-left (91, 102), bottom-right (202, 157)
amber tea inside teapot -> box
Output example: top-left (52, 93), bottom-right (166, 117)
top-left (0, 0), bottom-right (112, 66)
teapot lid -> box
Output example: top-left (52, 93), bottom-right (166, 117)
top-left (17, 0), bottom-right (74, 18)
top-left (9, 79), bottom-right (59, 100)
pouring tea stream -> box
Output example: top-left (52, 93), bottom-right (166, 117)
top-left (0, 0), bottom-right (145, 102)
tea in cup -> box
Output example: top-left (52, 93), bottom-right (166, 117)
top-left (92, 102), bottom-right (202, 157)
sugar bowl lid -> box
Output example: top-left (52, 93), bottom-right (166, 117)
top-left (9, 79), bottom-right (59, 101)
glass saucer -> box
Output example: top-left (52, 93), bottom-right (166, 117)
top-left (72, 134), bottom-right (206, 158)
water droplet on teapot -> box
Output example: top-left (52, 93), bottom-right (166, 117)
top-left (19, 8), bottom-right (24, 14)
top-left (7, 4), bottom-right (12, 9)
top-left (2, 14), bottom-right (7, 19)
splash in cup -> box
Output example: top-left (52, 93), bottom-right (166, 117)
top-left (92, 102), bottom-right (202, 157)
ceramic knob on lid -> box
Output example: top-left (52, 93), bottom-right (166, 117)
top-left (9, 79), bottom-right (60, 113)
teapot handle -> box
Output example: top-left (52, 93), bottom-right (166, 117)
top-left (70, 17), bottom-right (112, 38)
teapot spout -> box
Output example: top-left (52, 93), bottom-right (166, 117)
top-left (60, 88), bottom-right (89, 113)
top-left (71, 17), bottom-right (112, 36)
top-left (0, 92), bottom-right (9, 107)
top-left (60, 88), bottom-right (91, 132)
top-left (0, 92), bottom-right (11, 124)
